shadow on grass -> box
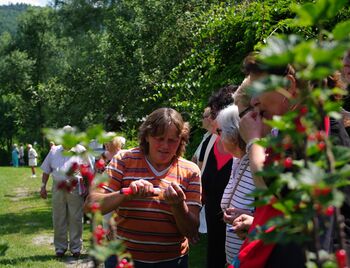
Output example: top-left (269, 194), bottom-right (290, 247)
top-left (4, 191), bottom-right (52, 203)
top-left (0, 209), bottom-right (53, 234)
top-left (0, 253), bottom-right (91, 265)
top-left (0, 254), bottom-right (57, 266)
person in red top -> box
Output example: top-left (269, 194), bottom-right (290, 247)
top-left (87, 108), bottom-right (201, 268)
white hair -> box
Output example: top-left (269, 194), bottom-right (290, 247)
top-left (216, 104), bottom-right (240, 143)
top-left (119, 136), bottom-right (126, 147)
top-left (62, 125), bottom-right (75, 133)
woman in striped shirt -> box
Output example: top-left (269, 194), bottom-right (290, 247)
top-left (217, 104), bottom-right (255, 264)
top-left (87, 108), bottom-right (201, 268)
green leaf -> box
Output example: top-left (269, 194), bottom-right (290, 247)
top-left (293, 3), bottom-right (319, 27)
top-left (326, 0), bottom-right (348, 19)
top-left (86, 125), bottom-right (104, 141)
top-left (332, 20), bottom-right (350, 40)
top-left (298, 163), bottom-right (326, 185)
top-left (246, 75), bottom-right (290, 97)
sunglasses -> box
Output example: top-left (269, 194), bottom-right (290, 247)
top-left (216, 128), bottom-right (222, 136)
top-left (239, 106), bottom-right (253, 118)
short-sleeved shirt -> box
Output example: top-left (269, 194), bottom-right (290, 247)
top-left (105, 147), bottom-right (202, 263)
top-left (40, 145), bottom-right (86, 181)
top-left (28, 148), bottom-right (38, 167)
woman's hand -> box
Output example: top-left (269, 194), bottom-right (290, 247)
top-left (163, 182), bottom-right (186, 206)
top-left (231, 214), bottom-right (254, 240)
top-left (239, 111), bottom-right (263, 143)
top-left (128, 179), bottom-right (156, 198)
top-left (223, 207), bottom-right (252, 224)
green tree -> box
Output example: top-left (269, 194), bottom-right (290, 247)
top-left (0, 49), bottom-right (34, 153)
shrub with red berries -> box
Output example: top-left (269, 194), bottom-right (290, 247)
top-left (244, 0), bottom-right (350, 267)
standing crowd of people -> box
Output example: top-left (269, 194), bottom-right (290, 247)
top-left (11, 143), bottom-right (38, 177)
top-left (16, 49), bottom-right (350, 268)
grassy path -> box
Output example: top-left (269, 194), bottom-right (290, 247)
top-left (0, 167), bottom-right (207, 267)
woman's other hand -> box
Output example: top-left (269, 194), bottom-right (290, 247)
top-left (231, 214), bottom-right (254, 240)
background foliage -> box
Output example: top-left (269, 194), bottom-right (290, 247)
top-left (0, 0), bottom-right (349, 165)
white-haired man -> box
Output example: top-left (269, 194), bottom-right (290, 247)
top-left (40, 125), bottom-right (90, 258)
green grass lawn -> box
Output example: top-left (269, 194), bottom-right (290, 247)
top-left (0, 167), bottom-right (207, 267)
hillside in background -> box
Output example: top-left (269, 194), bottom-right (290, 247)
top-left (0, 4), bottom-right (31, 36)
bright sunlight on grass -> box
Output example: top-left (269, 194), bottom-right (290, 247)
top-left (0, 167), bottom-right (207, 267)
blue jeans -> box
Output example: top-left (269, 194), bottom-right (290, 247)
top-left (134, 255), bottom-right (188, 268)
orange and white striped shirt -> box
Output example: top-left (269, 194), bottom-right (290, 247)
top-left (105, 147), bottom-right (201, 262)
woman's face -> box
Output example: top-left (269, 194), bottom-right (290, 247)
top-left (250, 91), bottom-right (289, 136)
top-left (202, 109), bottom-right (212, 131)
top-left (251, 91), bottom-right (289, 120)
top-left (146, 123), bottom-right (181, 169)
top-left (240, 74), bottom-right (291, 137)
top-left (210, 119), bottom-right (219, 135)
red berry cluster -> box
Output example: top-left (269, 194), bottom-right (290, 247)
top-left (56, 162), bottom-right (96, 193)
top-left (56, 162), bottom-right (80, 191)
top-left (312, 186), bottom-right (332, 197)
top-left (311, 186), bottom-right (334, 216)
top-left (80, 164), bottom-right (95, 185)
top-left (93, 225), bottom-right (106, 245)
top-left (264, 147), bottom-right (281, 166)
top-left (308, 131), bottom-right (327, 151)
top-left (336, 249), bottom-right (348, 268)
top-left (116, 258), bottom-right (134, 268)
top-left (90, 202), bottom-right (101, 213)
top-left (95, 158), bottom-right (106, 173)
top-left (294, 106), bottom-right (308, 133)
top-left (57, 179), bottom-right (78, 192)
top-left (264, 147), bottom-right (294, 169)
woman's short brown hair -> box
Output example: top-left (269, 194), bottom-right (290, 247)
top-left (138, 108), bottom-right (190, 157)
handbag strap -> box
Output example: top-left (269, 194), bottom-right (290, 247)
top-left (225, 156), bottom-right (249, 208)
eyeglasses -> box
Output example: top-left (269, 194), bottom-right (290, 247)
top-left (239, 106), bottom-right (253, 118)
top-left (216, 128), bottom-right (222, 136)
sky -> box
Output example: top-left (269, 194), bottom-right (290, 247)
top-left (0, 0), bottom-right (49, 6)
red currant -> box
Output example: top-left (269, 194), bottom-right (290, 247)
top-left (336, 249), bottom-right (347, 268)
top-left (283, 157), bottom-right (293, 169)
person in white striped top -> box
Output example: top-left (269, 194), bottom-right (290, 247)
top-left (217, 104), bottom-right (256, 264)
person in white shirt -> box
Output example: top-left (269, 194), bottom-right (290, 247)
top-left (40, 125), bottom-right (90, 258)
top-left (27, 144), bottom-right (38, 177)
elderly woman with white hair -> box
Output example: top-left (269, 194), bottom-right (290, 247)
top-left (216, 104), bottom-right (255, 265)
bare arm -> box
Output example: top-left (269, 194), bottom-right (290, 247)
top-left (248, 143), bottom-right (267, 189)
top-left (85, 191), bottom-right (129, 215)
top-left (40, 173), bottom-right (50, 199)
top-left (85, 179), bottom-right (159, 215)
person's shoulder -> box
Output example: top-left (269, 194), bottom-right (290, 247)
top-left (178, 157), bottom-right (201, 173)
top-left (50, 145), bottom-right (63, 154)
top-left (71, 144), bottom-right (86, 153)
top-left (118, 147), bottom-right (142, 159)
